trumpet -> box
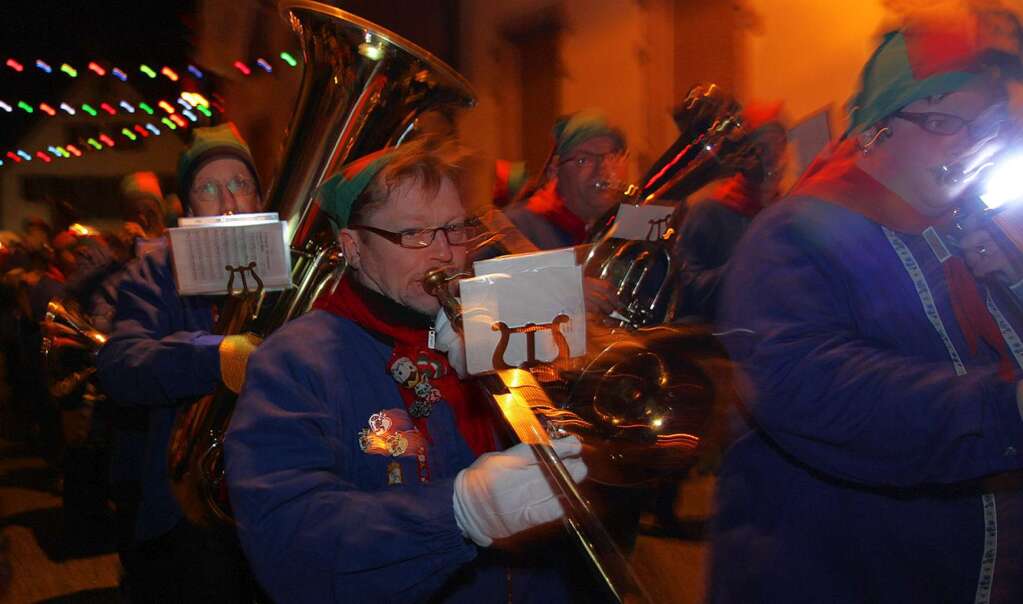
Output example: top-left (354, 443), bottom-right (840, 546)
top-left (41, 299), bottom-right (108, 400)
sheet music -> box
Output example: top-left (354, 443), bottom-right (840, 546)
top-left (605, 203), bottom-right (676, 241)
top-left (462, 251), bottom-right (586, 375)
top-left (168, 213), bottom-right (292, 296)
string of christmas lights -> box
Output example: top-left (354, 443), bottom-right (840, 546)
top-left (0, 92), bottom-right (224, 169)
top-left (3, 51), bottom-right (301, 81)
top-left (1, 112), bottom-right (205, 168)
top-left (0, 92), bottom-right (218, 119)
top-left (0, 92), bottom-right (219, 119)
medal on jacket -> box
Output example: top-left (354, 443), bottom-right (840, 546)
top-left (386, 461), bottom-right (403, 485)
top-left (389, 353), bottom-right (445, 418)
top-left (358, 409), bottom-right (430, 483)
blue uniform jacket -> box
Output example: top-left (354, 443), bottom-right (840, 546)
top-left (504, 201), bottom-right (578, 250)
top-left (96, 244), bottom-right (222, 541)
top-left (711, 196), bottom-right (1023, 603)
top-left (226, 309), bottom-right (579, 603)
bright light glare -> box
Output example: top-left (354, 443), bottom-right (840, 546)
top-left (358, 43), bottom-right (383, 61)
top-left (981, 154), bottom-right (1023, 209)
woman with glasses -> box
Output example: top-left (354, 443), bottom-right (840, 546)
top-left (225, 137), bottom-right (593, 603)
top-left (97, 123), bottom-right (263, 603)
top-left (710, 10), bottom-right (1023, 603)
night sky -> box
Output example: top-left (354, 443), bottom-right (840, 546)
top-left (0, 0), bottom-right (197, 150)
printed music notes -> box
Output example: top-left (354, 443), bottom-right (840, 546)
top-left (168, 212), bottom-right (292, 296)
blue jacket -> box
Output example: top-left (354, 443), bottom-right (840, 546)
top-left (96, 244), bottom-right (223, 541)
top-left (225, 309), bottom-right (580, 603)
top-left (504, 201), bottom-right (578, 250)
top-left (712, 197), bottom-right (1023, 603)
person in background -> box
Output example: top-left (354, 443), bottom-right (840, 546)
top-left (97, 123), bottom-right (263, 603)
top-left (710, 10), bottom-right (1023, 602)
top-left (492, 159), bottom-right (527, 208)
top-left (674, 102), bottom-right (788, 322)
top-left (505, 111), bottom-right (627, 249)
top-left (499, 112), bottom-right (627, 319)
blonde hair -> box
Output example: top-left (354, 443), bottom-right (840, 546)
top-left (349, 136), bottom-right (468, 224)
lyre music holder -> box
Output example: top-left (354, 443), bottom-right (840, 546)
top-left (224, 261), bottom-right (265, 297)
top-left (490, 314), bottom-right (571, 370)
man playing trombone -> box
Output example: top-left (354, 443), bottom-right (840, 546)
top-left (225, 137), bottom-right (591, 602)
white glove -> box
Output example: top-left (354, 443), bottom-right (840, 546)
top-left (433, 307), bottom-right (468, 378)
top-left (452, 436), bottom-right (588, 547)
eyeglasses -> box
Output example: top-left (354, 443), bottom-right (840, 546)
top-left (559, 150), bottom-right (627, 170)
top-left (894, 104), bottom-right (1011, 140)
top-left (191, 175), bottom-right (258, 204)
top-left (349, 218), bottom-right (483, 249)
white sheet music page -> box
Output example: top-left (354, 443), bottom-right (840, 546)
top-left (168, 212), bottom-right (292, 296)
top-left (605, 204), bottom-right (675, 241)
top-left (462, 248), bottom-right (586, 374)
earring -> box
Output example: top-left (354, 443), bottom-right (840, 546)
top-left (859, 127), bottom-right (891, 156)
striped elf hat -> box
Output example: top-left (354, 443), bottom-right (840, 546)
top-left (317, 148), bottom-right (398, 230)
top-left (845, 9), bottom-right (1022, 138)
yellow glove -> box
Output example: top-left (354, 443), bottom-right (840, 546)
top-left (219, 333), bottom-right (263, 394)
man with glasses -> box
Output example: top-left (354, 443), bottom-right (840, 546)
top-left (225, 138), bottom-right (591, 602)
top-left (505, 111), bottom-right (627, 250)
top-left (97, 123), bottom-right (262, 602)
top-left (710, 10), bottom-right (1023, 603)
top-left (501, 111), bottom-right (627, 319)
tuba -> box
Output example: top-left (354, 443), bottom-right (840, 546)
top-left (167, 0), bottom-right (476, 526)
top-left (583, 84), bottom-right (761, 327)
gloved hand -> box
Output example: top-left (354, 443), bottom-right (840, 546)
top-left (452, 436), bottom-right (587, 547)
top-left (219, 333), bottom-right (263, 394)
top-left (433, 307), bottom-right (468, 378)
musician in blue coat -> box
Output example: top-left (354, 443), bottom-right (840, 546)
top-left (225, 138), bottom-right (591, 603)
top-left (710, 11), bottom-right (1023, 603)
top-left (97, 123), bottom-right (264, 602)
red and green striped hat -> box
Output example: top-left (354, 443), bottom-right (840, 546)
top-left (317, 147), bottom-right (398, 230)
top-left (845, 10), bottom-right (1022, 137)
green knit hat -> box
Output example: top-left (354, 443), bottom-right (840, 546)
top-left (317, 148), bottom-right (397, 230)
top-left (177, 123), bottom-right (259, 204)
top-left (845, 10), bottom-right (1022, 138)
top-left (552, 110), bottom-right (625, 157)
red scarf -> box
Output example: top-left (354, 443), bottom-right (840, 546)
top-left (313, 277), bottom-right (496, 455)
top-left (794, 140), bottom-right (1016, 380)
top-left (714, 174), bottom-right (768, 218)
top-left (525, 181), bottom-right (588, 244)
